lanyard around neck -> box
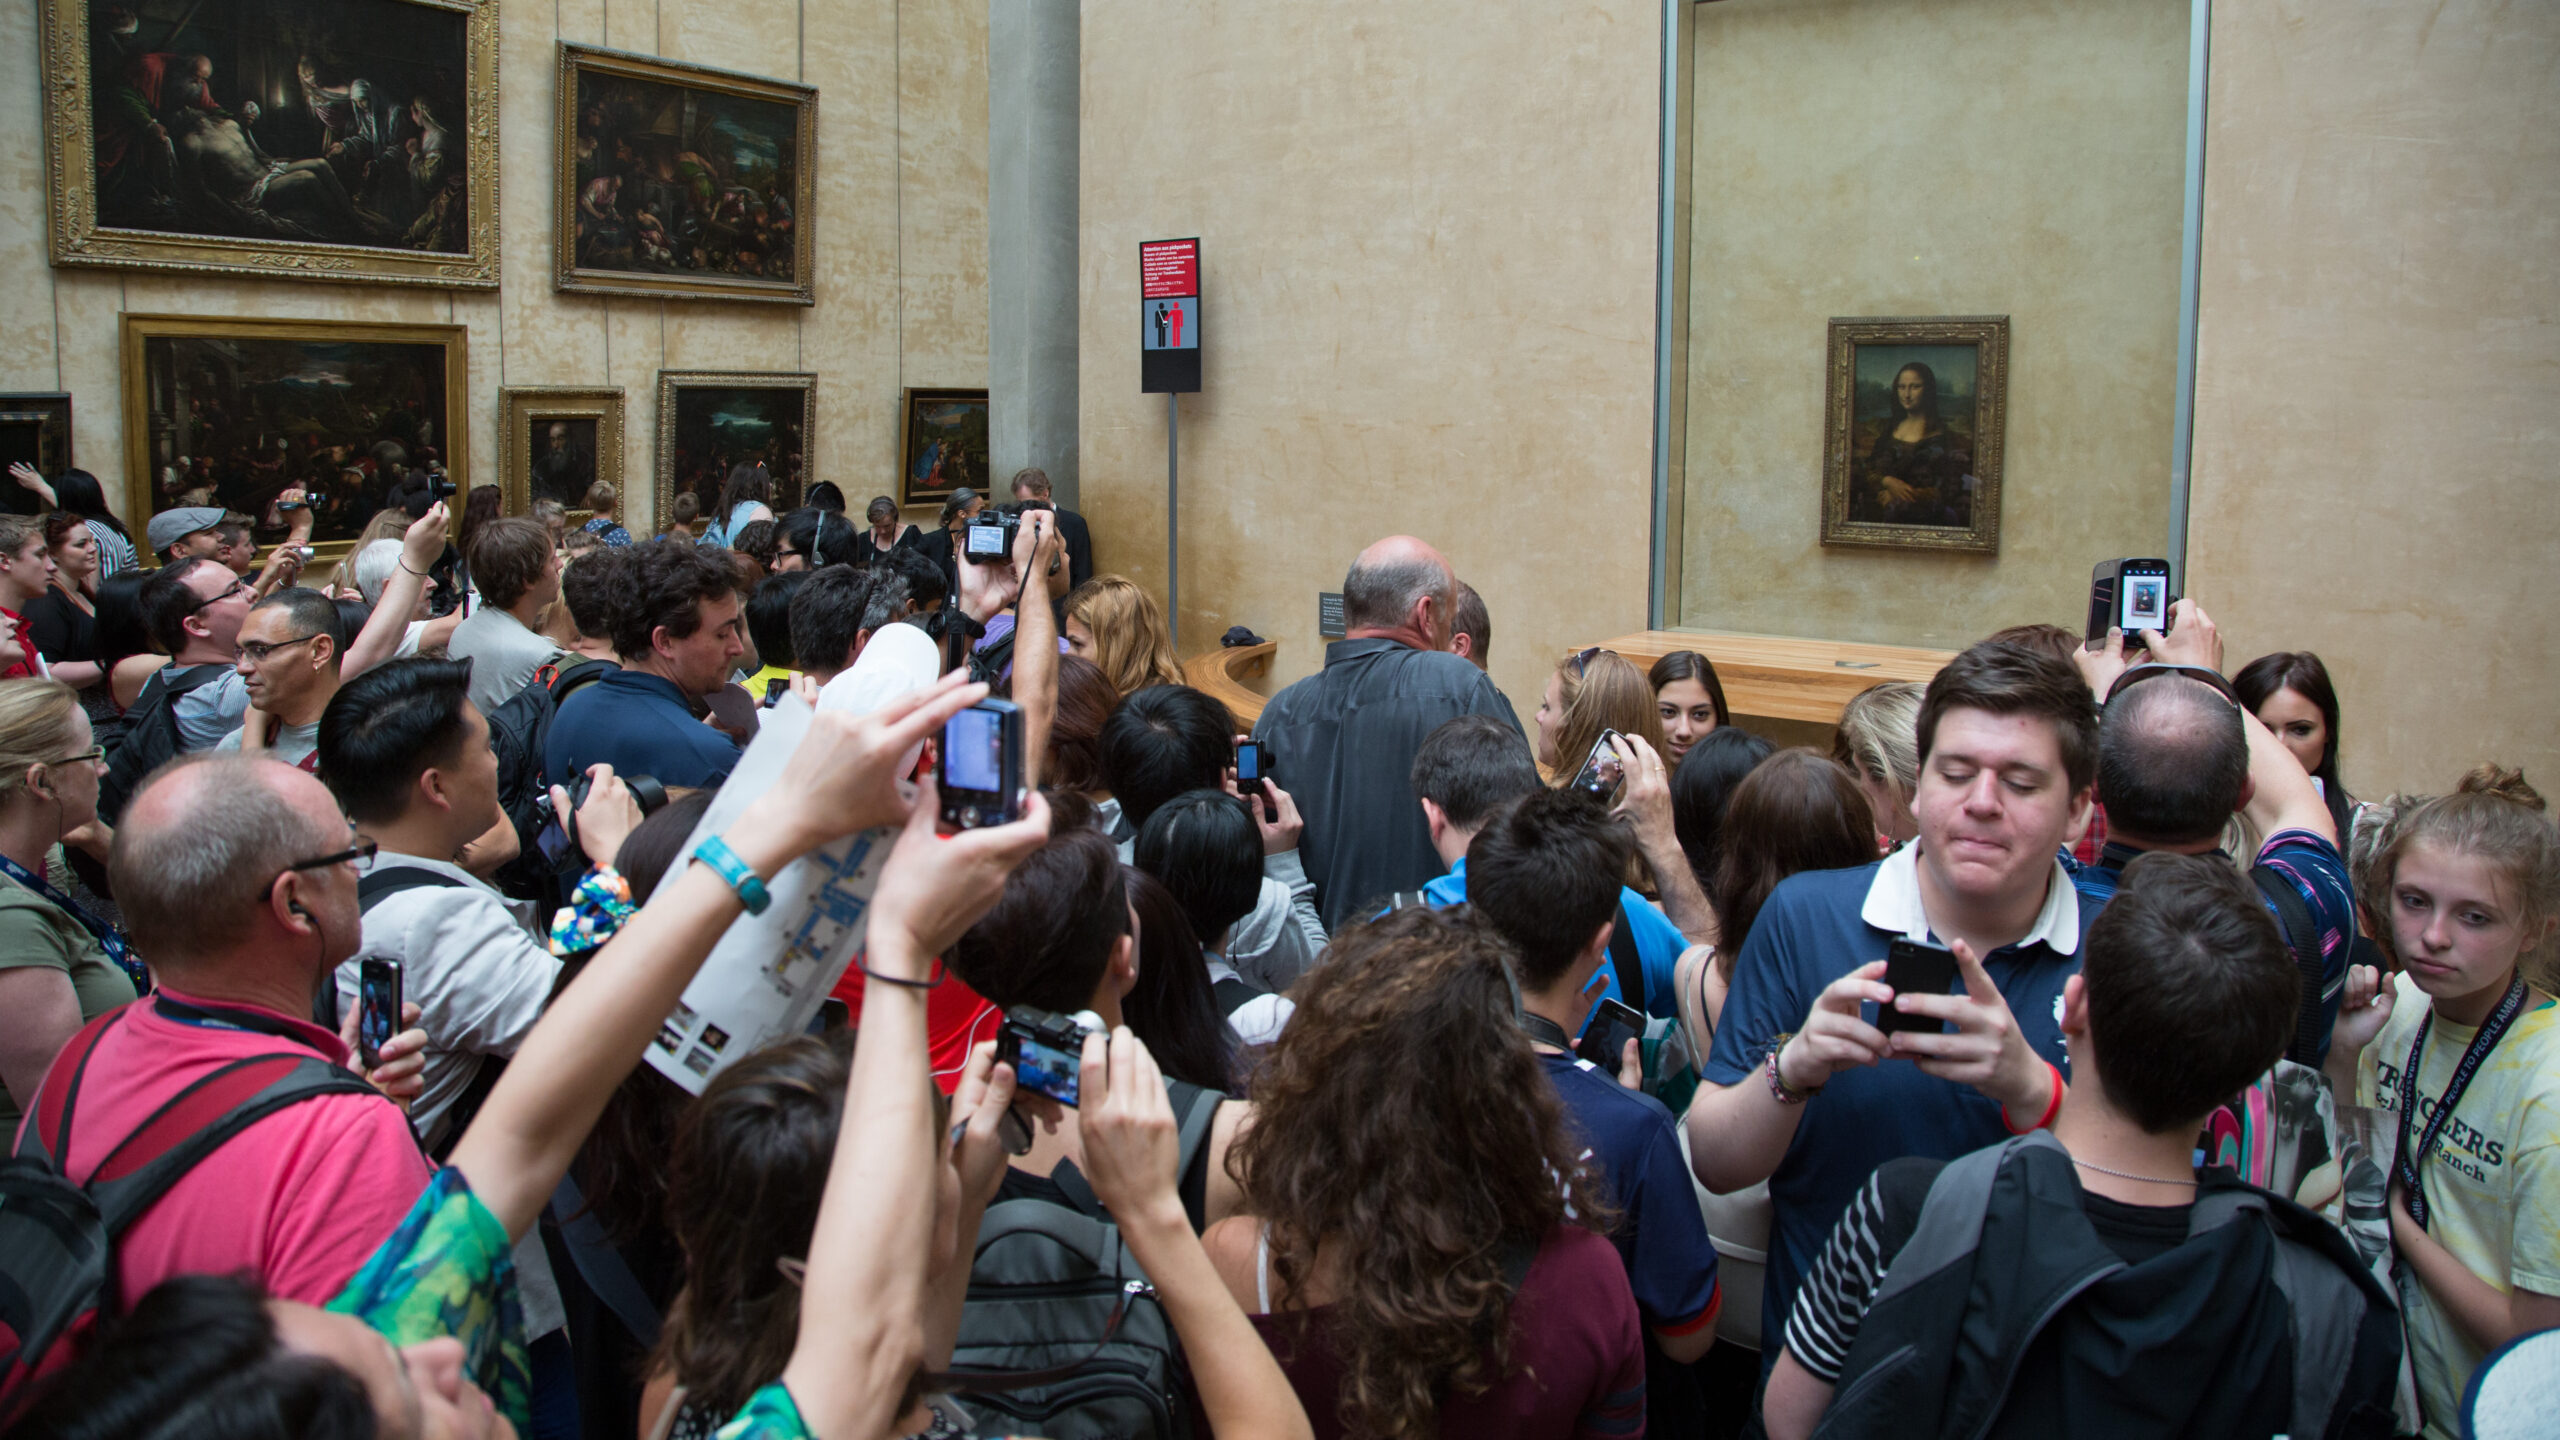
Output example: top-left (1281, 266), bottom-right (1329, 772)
top-left (0, 851), bottom-right (144, 989)
top-left (2394, 973), bottom-right (2529, 1231)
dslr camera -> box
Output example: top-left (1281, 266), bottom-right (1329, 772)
top-left (537, 771), bottom-right (669, 871)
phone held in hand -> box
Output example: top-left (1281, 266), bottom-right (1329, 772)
top-left (1576, 997), bottom-right (1648, 1071)
top-left (2084, 558), bottom-right (2177, 647)
top-left (1234, 739), bottom-right (1269, 818)
top-left (358, 957), bottom-right (403, 1069)
top-left (1572, 729), bottom-right (1627, 803)
top-left (1877, 938), bottom-right (1957, 1037)
top-left (998, 1006), bottom-right (1101, 1108)
top-left (938, 698), bottom-right (1025, 830)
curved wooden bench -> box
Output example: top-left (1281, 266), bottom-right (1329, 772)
top-left (1183, 640), bottom-right (1277, 728)
top-left (1591, 629), bottom-right (1954, 727)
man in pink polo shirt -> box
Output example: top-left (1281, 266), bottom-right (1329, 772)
top-left (17, 752), bottom-right (429, 1311)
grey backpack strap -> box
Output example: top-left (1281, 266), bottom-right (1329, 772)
top-left (1868, 1132), bottom-right (2053, 1308)
top-left (2194, 1180), bottom-right (2364, 1440)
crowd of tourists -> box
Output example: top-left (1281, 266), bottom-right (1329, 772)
top-left (0, 460), bottom-right (2549, 1440)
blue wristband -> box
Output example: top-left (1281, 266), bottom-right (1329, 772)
top-left (692, 835), bottom-right (772, 915)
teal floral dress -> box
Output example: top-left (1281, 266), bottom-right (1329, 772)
top-left (325, 1166), bottom-right (532, 1429)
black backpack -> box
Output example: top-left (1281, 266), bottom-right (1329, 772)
top-left (486, 657), bottom-right (617, 906)
top-left (0, 1008), bottom-right (379, 1410)
top-left (96, 664), bottom-right (227, 825)
top-left (945, 1082), bottom-right (1224, 1439)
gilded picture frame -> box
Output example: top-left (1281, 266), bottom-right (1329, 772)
top-left (1820, 315), bottom-right (2009, 555)
top-left (40, 0), bottom-right (501, 290)
top-left (498, 386), bottom-right (624, 524)
top-left (898, 387), bottom-right (990, 507)
top-left (655, 371), bottom-right (815, 528)
top-left (121, 312), bottom-right (469, 566)
top-left (556, 45), bottom-right (818, 305)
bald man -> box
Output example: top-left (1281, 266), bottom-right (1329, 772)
top-left (1253, 535), bottom-right (1522, 927)
top-left (17, 755), bottom-right (432, 1319)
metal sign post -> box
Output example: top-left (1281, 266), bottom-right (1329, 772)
top-left (1141, 237), bottom-right (1201, 650)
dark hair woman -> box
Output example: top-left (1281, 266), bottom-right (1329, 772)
top-left (89, 570), bottom-right (164, 717)
top-left (1205, 904), bottom-right (1637, 1439)
top-left (2234, 650), bottom-right (2355, 840)
top-left (704, 463), bottom-right (776, 548)
top-left (1045, 653), bottom-right (1118, 802)
top-left (1669, 724), bottom-right (1777, 888)
top-left (1123, 866), bottom-right (1245, 1090)
top-left (804, 480), bottom-right (846, 512)
top-left (862, 495), bottom-right (924, 568)
top-left (1648, 650), bottom-right (1732, 766)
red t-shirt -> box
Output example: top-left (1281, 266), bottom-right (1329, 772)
top-left (1245, 1225), bottom-right (1647, 1439)
top-left (831, 964), bottom-right (1001, 1096)
top-left (16, 989), bottom-right (432, 1310)
top-left (0, 608), bottom-right (35, 680)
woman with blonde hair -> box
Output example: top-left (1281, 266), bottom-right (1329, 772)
top-left (1831, 679), bottom-right (1923, 847)
top-left (1064, 574), bottom-right (1188, 696)
top-left (1535, 647), bottom-right (1668, 780)
top-left (0, 678), bottom-right (134, 1134)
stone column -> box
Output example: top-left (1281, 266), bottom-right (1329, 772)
top-left (988, 0), bottom-right (1080, 507)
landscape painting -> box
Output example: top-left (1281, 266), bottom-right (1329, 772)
top-left (558, 45), bottom-right (818, 305)
top-left (41, 0), bottom-right (499, 288)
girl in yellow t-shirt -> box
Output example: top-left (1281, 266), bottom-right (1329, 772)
top-left (2326, 764), bottom-right (2560, 1438)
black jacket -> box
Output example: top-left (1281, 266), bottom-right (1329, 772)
top-left (1252, 637), bottom-right (1519, 929)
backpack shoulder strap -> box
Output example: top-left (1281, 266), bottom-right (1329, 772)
top-left (1610, 900), bottom-right (1646, 1014)
top-left (2250, 865), bottom-right (2328, 1065)
top-left (549, 657), bottom-right (617, 705)
top-left (2195, 1178), bottom-right (2379, 1440)
top-left (17, 1006), bottom-right (136, 1167)
top-left (1867, 1133), bottom-right (2050, 1309)
top-left (1211, 976), bottom-right (1263, 1017)
top-left (358, 866), bottom-right (467, 911)
top-left (1043, 1079), bottom-right (1226, 1225)
top-left (83, 1053), bottom-right (380, 1237)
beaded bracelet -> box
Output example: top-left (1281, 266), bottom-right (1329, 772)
top-left (1764, 1035), bottom-right (1821, 1105)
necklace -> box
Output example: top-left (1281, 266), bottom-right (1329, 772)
top-left (2070, 1155), bottom-right (2197, 1187)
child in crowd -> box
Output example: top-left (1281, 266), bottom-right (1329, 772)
top-left (2326, 764), bottom-right (2560, 1437)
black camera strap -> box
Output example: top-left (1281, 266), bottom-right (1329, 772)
top-left (1520, 1011), bottom-right (1575, 1055)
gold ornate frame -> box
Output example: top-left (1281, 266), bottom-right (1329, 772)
top-left (555, 45), bottom-right (818, 305)
top-left (120, 313), bottom-right (470, 566)
top-left (654, 370), bottom-right (815, 525)
top-left (40, 0), bottom-right (501, 289)
top-left (898, 387), bottom-right (989, 507)
top-left (1820, 315), bottom-right (2009, 555)
top-left (498, 386), bottom-right (624, 523)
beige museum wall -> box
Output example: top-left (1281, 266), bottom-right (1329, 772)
top-left (2188, 0), bottom-right (2560, 798)
top-left (1075, 0), bottom-right (1665, 716)
top-left (1678, 0), bottom-right (2189, 649)
top-left (0, 0), bottom-right (986, 539)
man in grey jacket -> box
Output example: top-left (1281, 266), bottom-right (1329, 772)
top-left (1254, 535), bottom-right (1521, 928)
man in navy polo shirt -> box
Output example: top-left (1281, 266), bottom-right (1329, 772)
top-left (1468, 785), bottom-right (1720, 1437)
top-left (546, 536), bottom-right (746, 789)
top-left (1685, 640), bottom-right (2101, 1365)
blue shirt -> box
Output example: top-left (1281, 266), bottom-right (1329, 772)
top-left (1423, 858), bottom-right (1688, 1026)
top-left (2068, 830), bottom-right (2357, 1067)
top-left (1701, 845), bottom-right (2090, 1366)
top-left (545, 669), bottom-right (743, 791)
top-left (1541, 1052), bottom-right (1721, 1333)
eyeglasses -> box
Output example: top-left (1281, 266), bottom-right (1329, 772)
top-left (285, 840), bottom-right (378, 874)
top-left (42, 745), bottom-right (106, 769)
top-left (235, 632), bottom-right (324, 664)
top-left (184, 577), bottom-right (250, 615)
top-left (2104, 661), bottom-right (2240, 708)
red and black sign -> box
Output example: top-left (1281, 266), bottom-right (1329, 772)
top-left (1141, 237), bottom-right (1201, 394)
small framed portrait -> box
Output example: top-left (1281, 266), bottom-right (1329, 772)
top-left (1820, 315), bottom-right (2010, 554)
top-left (900, 387), bottom-right (989, 507)
top-left (121, 313), bottom-right (467, 563)
top-left (557, 45), bottom-right (818, 305)
top-left (656, 371), bottom-right (814, 528)
top-left (0, 395), bottom-right (75, 518)
top-left (39, 0), bottom-right (500, 289)
top-left (498, 386), bottom-right (625, 523)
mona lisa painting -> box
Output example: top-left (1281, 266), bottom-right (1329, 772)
top-left (1820, 316), bottom-right (2008, 554)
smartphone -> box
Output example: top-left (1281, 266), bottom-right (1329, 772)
top-left (1877, 939), bottom-right (1958, 1037)
top-left (358, 957), bottom-right (403, 1068)
top-left (1234, 740), bottom-right (1269, 815)
top-left (938, 698), bottom-right (1025, 829)
top-left (1571, 729), bottom-right (1627, 803)
top-left (997, 1007), bottom-right (1094, 1108)
top-left (2085, 558), bottom-right (2176, 646)
top-left (1576, 997), bottom-right (1648, 1071)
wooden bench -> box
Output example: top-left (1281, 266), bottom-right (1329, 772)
top-left (1183, 640), bottom-right (1278, 727)
top-left (1590, 629), bottom-right (1955, 727)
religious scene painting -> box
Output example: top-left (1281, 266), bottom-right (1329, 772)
top-left (499, 387), bottom-right (624, 520)
top-left (558, 46), bottom-right (818, 305)
top-left (121, 314), bottom-right (467, 555)
top-left (1821, 316), bottom-right (2008, 555)
top-left (40, 0), bottom-right (499, 287)
top-left (656, 372), bottom-right (813, 525)
top-left (900, 388), bottom-right (989, 506)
